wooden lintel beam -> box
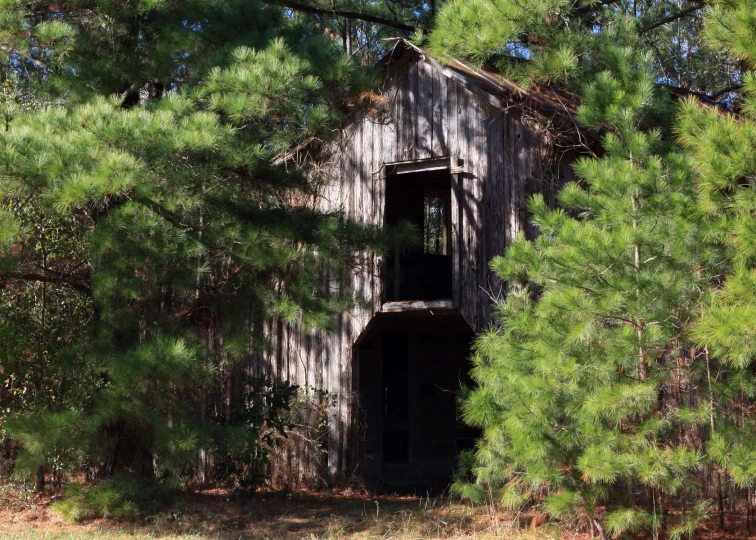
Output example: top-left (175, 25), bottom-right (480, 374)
top-left (384, 157), bottom-right (451, 176)
top-left (381, 299), bottom-right (454, 312)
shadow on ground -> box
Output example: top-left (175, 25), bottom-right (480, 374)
top-left (0, 489), bottom-right (497, 539)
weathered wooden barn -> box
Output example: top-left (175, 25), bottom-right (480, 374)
top-left (252, 39), bottom-right (588, 489)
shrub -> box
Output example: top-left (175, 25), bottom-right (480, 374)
top-left (52, 475), bottom-right (172, 522)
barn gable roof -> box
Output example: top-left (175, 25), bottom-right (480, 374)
top-left (379, 38), bottom-right (583, 124)
top-left (378, 38), bottom-right (732, 140)
top-left (273, 39), bottom-right (594, 169)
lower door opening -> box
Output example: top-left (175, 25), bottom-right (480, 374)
top-left (356, 311), bottom-right (476, 492)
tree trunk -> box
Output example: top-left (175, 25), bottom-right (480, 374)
top-left (717, 471), bottom-right (726, 530)
top-left (35, 466), bottom-right (45, 493)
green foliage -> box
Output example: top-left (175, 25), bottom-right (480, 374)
top-left (431, 0), bottom-right (738, 97)
top-left (669, 500), bottom-right (710, 540)
top-left (705, 0), bottom-right (756, 65)
top-left (675, 0), bottom-right (756, 501)
top-left (604, 508), bottom-right (653, 537)
top-left (7, 411), bottom-right (89, 480)
top-left (52, 475), bottom-right (172, 521)
top-left (431, 0), bottom-right (756, 534)
top-left (213, 377), bottom-right (300, 487)
top-left (0, 0), bottom-right (391, 490)
top-left (0, 198), bottom-right (95, 472)
top-left (430, 0), bottom-right (751, 535)
top-left (429, 0), bottom-right (567, 63)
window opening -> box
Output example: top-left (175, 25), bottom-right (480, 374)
top-left (423, 188), bottom-right (448, 255)
top-left (383, 170), bottom-right (452, 301)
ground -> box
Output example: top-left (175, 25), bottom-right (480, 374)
top-left (0, 488), bottom-right (548, 540)
top-left (2, 488), bottom-right (756, 539)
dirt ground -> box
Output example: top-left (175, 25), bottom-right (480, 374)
top-left (0, 488), bottom-right (544, 540)
top-left (2, 488), bottom-right (756, 539)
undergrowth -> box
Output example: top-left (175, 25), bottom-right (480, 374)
top-left (52, 476), bottom-right (172, 522)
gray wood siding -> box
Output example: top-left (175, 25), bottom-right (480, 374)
top-left (250, 49), bottom-right (574, 484)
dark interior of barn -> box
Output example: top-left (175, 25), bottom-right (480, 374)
top-left (355, 311), bottom-right (476, 491)
top-left (383, 168), bottom-right (452, 302)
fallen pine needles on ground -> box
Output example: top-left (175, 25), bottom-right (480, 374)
top-left (2, 487), bottom-right (756, 539)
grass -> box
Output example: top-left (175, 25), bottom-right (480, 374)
top-left (4, 486), bottom-right (756, 539)
top-left (0, 487), bottom-right (565, 539)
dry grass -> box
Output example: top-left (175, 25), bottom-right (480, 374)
top-left (3, 487), bottom-right (756, 539)
top-left (0, 488), bottom-right (565, 540)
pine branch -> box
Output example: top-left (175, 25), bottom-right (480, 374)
top-left (572, 0), bottom-right (614, 16)
top-left (0, 270), bottom-right (91, 295)
top-left (639, 3), bottom-right (706, 34)
top-left (263, 0), bottom-right (416, 32)
top-left (590, 516), bottom-right (611, 540)
top-left (659, 83), bottom-right (729, 108)
top-left (0, 46), bottom-right (47, 69)
top-left (711, 84), bottom-right (741, 98)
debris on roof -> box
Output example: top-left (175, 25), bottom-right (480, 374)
top-left (379, 38), bottom-right (583, 122)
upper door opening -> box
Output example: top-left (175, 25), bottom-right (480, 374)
top-left (383, 160), bottom-right (452, 302)
top-left (423, 188), bottom-right (449, 256)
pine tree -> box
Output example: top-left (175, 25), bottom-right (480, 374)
top-left (675, 0), bottom-right (756, 528)
top-left (463, 40), bottom-right (709, 539)
top-left (429, 1), bottom-right (736, 537)
top-left (0, 0), bottom-right (391, 492)
top-left (429, 0), bottom-right (738, 98)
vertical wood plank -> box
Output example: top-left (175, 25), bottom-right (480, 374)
top-left (289, 323), bottom-right (302, 483)
top-left (347, 116), bottom-right (367, 472)
top-left (474, 99), bottom-right (489, 329)
top-left (407, 56), bottom-right (418, 161)
top-left (327, 315), bottom-right (341, 479)
top-left (336, 120), bottom-right (352, 472)
top-left (467, 95), bottom-right (480, 331)
top-left (504, 113), bottom-right (518, 245)
top-left (417, 60), bottom-right (432, 159)
top-left (371, 116), bottom-right (382, 308)
top-left (487, 109), bottom-right (507, 317)
top-left (432, 67), bottom-right (447, 157)
top-left (447, 81), bottom-right (461, 308)
top-left (303, 331), bottom-right (313, 481)
top-left (383, 62), bottom-right (399, 171)
top-left (456, 83), bottom-right (474, 329)
top-left (396, 58), bottom-right (408, 162)
top-left (512, 113), bottom-right (530, 240)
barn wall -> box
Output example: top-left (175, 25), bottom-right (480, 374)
top-left (249, 50), bottom-right (573, 484)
